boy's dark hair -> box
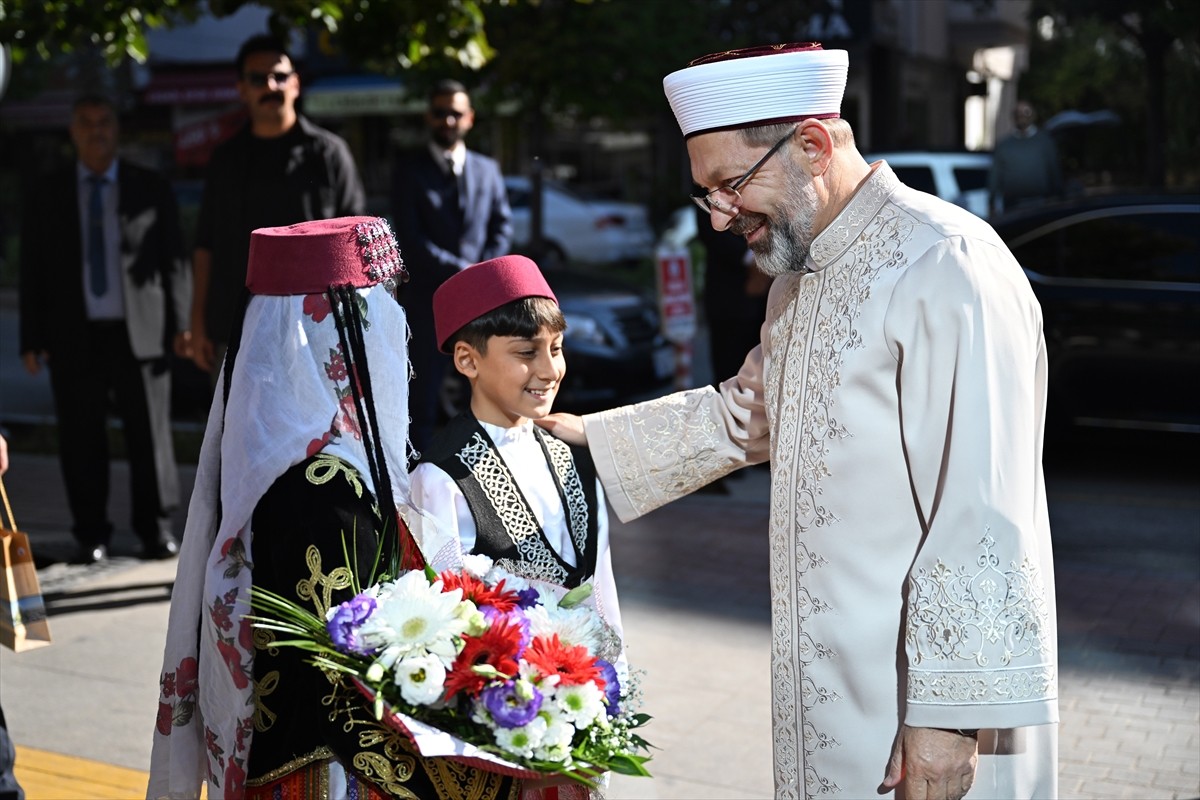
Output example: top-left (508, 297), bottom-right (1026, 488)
top-left (451, 296), bottom-right (565, 354)
top-left (236, 34), bottom-right (289, 75)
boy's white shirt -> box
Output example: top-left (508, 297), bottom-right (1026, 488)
top-left (410, 418), bottom-right (624, 643)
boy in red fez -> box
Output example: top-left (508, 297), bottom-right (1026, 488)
top-left (411, 255), bottom-right (626, 798)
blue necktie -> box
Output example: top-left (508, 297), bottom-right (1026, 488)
top-left (87, 175), bottom-right (107, 296)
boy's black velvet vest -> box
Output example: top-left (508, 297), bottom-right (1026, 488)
top-left (422, 413), bottom-right (600, 588)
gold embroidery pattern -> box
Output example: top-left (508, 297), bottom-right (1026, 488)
top-left (764, 169), bottom-right (910, 798)
top-left (330, 672), bottom-right (513, 799)
top-left (906, 532), bottom-right (1055, 705)
top-left (296, 544), bottom-right (354, 621)
top-left (252, 670), bottom-right (281, 733)
top-left (601, 388), bottom-right (733, 518)
top-left (326, 678), bottom-right (421, 798)
top-left (425, 758), bottom-right (511, 800)
top-left (253, 545), bottom-right (352, 742)
top-left (245, 746), bottom-right (335, 787)
top-left (305, 454), bottom-right (366, 498)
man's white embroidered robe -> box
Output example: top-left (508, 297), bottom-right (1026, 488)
top-left (582, 164), bottom-right (1058, 798)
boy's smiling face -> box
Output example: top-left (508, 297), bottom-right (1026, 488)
top-left (455, 326), bottom-right (566, 427)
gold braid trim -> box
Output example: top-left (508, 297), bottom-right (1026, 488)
top-left (252, 670), bottom-right (281, 732)
top-left (306, 454), bottom-right (365, 498)
top-left (296, 544), bottom-right (353, 620)
top-left (245, 747), bottom-right (336, 787)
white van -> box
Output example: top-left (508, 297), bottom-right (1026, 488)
top-left (865, 151), bottom-right (993, 219)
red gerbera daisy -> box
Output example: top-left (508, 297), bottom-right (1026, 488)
top-left (525, 634), bottom-right (605, 689)
top-left (443, 617), bottom-right (523, 699)
top-left (438, 571), bottom-right (521, 613)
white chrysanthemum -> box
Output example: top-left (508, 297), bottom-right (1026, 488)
top-left (486, 565), bottom-right (531, 593)
top-left (552, 682), bottom-right (606, 727)
top-left (461, 553), bottom-right (494, 579)
top-left (494, 715), bottom-right (548, 759)
top-left (356, 571), bottom-right (468, 666)
top-left (525, 603), bottom-right (608, 656)
top-left (393, 652), bottom-right (447, 706)
top-left (533, 707), bottom-right (576, 763)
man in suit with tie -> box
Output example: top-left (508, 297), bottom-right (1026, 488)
top-left (392, 79), bottom-right (513, 456)
top-left (18, 94), bottom-right (189, 564)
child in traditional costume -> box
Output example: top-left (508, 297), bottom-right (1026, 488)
top-left (410, 255), bottom-right (625, 799)
top-left (149, 218), bottom-right (519, 800)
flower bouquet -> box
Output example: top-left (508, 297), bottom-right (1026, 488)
top-left (248, 551), bottom-right (652, 789)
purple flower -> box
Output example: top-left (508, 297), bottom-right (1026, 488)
top-left (482, 680), bottom-right (543, 729)
top-left (327, 593), bottom-right (377, 655)
top-left (596, 658), bottom-right (620, 716)
top-left (516, 587), bottom-right (540, 609)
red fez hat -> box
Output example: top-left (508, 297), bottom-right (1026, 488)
top-left (246, 216), bottom-right (405, 295)
top-left (433, 255), bottom-right (558, 352)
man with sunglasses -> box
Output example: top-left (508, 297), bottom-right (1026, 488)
top-left (391, 79), bottom-right (513, 458)
top-left (182, 34), bottom-right (365, 381)
top-left (540, 43), bottom-right (1057, 800)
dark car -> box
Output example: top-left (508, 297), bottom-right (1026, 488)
top-left (439, 267), bottom-right (676, 419)
top-left (992, 194), bottom-right (1200, 434)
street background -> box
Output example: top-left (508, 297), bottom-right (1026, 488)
top-left (1, 286), bottom-right (1198, 799)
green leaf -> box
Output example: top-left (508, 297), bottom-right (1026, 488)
top-left (558, 582), bottom-right (593, 609)
top-left (606, 753), bottom-right (653, 777)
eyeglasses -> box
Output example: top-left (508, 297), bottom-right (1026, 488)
top-left (690, 126), bottom-right (798, 230)
top-left (243, 70), bottom-right (295, 88)
top-left (430, 108), bottom-right (467, 121)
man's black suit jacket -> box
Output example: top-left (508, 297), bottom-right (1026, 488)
top-left (18, 160), bottom-right (189, 361)
top-left (391, 146), bottom-right (512, 298)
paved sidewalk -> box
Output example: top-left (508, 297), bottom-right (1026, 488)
top-left (0, 449), bottom-right (1197, 799)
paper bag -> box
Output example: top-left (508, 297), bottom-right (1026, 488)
top-left (0, 476), bottom-right (52, 652)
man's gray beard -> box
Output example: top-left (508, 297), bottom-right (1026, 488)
top-left (736, 164), bottom-right (819, 278)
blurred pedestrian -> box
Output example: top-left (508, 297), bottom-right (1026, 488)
top-left (184, 33), bottom-right (365, 380)
top-left (988, 100), bottom-right (1062, 216)
top-left (540, 43), bottom-right (1058, 799)
top-left (0, 432), bottom-right (21, 800)
top-left (391, 79), bottom-right (512, 457)
top-left (18, 94), bottom-right (188, 563)
top-left (696, 205), bottom-right (770, 388)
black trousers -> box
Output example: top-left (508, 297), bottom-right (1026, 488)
top-left (47, 320), bottom-right (178, 548)
top-left (0, 702), bottom-right (22, 800)
top-left (405, 298), bottom-right (449, 459)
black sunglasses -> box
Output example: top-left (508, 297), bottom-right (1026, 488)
top-left (243, 70), bottom-right (295, 88)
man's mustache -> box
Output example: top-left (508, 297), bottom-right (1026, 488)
top-left (728, 212), bottom-right (766, 238)
top-left (259, 92), bottom-right (285, 105)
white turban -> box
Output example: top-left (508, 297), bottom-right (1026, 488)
top-left (664, 43), bottom-right (849, 137)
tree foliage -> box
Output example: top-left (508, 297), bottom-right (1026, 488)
top-left (423, 0), bottom-right (829, 123)
top-left (0, 0), bottom-right (517, 69)
top-left (1025, 0), bottom-right (1200, 187)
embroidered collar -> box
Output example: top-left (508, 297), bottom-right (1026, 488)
top-left (808, 161), bottom-right (901, 269)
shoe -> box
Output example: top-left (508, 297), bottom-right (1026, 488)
top-left (141, 533), bottom-right (180, 560)
top-left (71, 543), bottom-right (108, 564)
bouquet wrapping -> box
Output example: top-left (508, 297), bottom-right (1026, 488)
top-left (250, 551), bottom-right (651, 788)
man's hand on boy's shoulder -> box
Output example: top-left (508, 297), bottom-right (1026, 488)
top-left (535, 413), bottom-right (587, 446)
